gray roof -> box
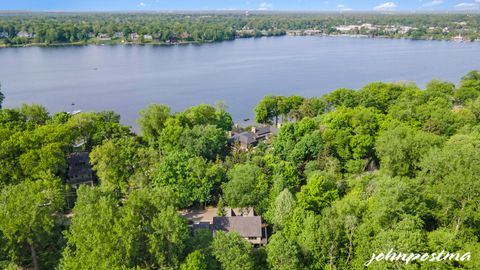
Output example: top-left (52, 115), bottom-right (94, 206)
top-left (213, 216), bottom-right (263, 238)
top-left (67, 152), bottom-right (94, 183)
top-left (255, 126), bottom-right (278, 137)
top-left (230, 125), bottom-right (278, 146)
top-left (231, 132), bottom-right (257, 145)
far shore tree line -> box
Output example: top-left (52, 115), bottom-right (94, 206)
top-left (1, 13), bottom-right (480, 46)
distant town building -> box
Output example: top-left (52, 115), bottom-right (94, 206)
top-left (303, 29), bottom-right (322, 36)
top-left (212, 208), bottom-right (268, 247)
top-left (0, 31), bottom-right (9, 38)
top-left (335, 25), bottom-right (358, 32)
top-left (143, 34), bottom-right (153, 40)
top-left (230, 125), bottom-right (278, 149)
top-left (399, 26), bottom-right (413, 35)
top-left (66, 152), bottom-right (96, 189)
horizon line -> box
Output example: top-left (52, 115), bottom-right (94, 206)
top-left (0, 9), bottom-right (479, 14)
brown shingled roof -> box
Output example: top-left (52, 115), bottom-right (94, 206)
top-left (212, 216), bottom-right (263, 238)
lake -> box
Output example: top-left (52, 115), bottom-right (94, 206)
top-left (1, 36), bottom-right (479, 128)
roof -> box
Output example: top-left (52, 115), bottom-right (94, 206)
top-left (67, 152), bottom-right (94, 180)
top-left (231, 132), bottom-right (257, 145)
top-left (213, 216), bottom-right (263, 238)
top-left (255, 126), bottom-right (278, 137)
top-left (230, 125), bottom-right (278, 146)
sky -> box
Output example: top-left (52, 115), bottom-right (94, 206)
top-left (1, 0), bottom-right (480, 12)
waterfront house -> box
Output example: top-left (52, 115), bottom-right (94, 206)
top-left (130, 32), bottom-right (139, 41)
top-left (212, 208), bottom-right (268, 247)
top-left (0, 31), bottom-right (9, 38)
top-left (97, 33), bottom-right (111, 40)
top-left (113, 32), bottom-right (124, 38)
top-left (230, 125), bottom-right (278, 149)
top-left (179, 33), bottom-right (192, 39)
top-left (66, 152), bottom-right (96, 189)
top-left (143, 34), bottom-right (153, 40)
top-left (17, 31), bottom-right (33, 38)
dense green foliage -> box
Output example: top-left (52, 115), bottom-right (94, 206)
top-left (1, 12), bottom-right (480, 47)
top-left (1, 71), bottom-right (480, 269)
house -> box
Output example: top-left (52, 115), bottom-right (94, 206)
top-left (179, 33), bottom-right (192, 39)
top-left (143, 34), bottom-right (153, 40)
top-left (66, 152), bottom-right (96, 189)
top-left (130, 32), bottom-right (139, 41)
top-left (113, 32), bottom-right (124, 38)
top-left (230, 125), bottom-right (278, 149)
top-left (0, 32), bottom-right (9, 38)
top-left (97, 33), bottom-right (111, 40)
top-left (212, 208), bottom-right (268, 247)
top-left (17, 31), bottom-right (33, 38)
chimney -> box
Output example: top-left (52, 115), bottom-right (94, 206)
top-left (251, 126), bottom-right (257, 133)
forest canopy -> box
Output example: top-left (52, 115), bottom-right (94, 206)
top-left (1, 71), bottom-right (480, 269)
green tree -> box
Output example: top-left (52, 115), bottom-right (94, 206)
top-left (254, 96), bottom-right (281, 125)
top-left (270, 189), bottom-right (296, 230)
top-left (211, 232), bottom-right (254, 270)
top-left (20, 103), bottom-right (50, 125)
top-left (60, 187), bottom-right (124, 269)
top-left (376, 122), bottom-right (444, 177)
top-left (153, 151), bottom-right (224, 207)
top-left (296, 173), bottom-right (338, 213)
top-left (90, 136), bottom-right (152, 193)
top-left (357, 82), bottom-right (412, 113)
top-left (178, 124), bottom-right (228, 160)
top-left (0, 82), bottom-right (4, 109)
top-left (420, 133), bottom-right (480, 233)
top-left (0, 175), bottom-right (64, 270)
top-left (266, 232), bottom-right (302, 270)
top-left (222, 163), bottom-right (268, 208)
top-left (148, 206), bottom-right (189, 268)
top-left (180, 250), bottom-right (207, 270)
top-left (138, 104), bottom-right (171, 146)
top-left (322, 88), bottom-right (358, 109)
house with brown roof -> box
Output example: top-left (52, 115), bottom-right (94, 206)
top-left (212, 208), bottom-right (268, 247)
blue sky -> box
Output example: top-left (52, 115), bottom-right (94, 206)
top-left (1, 0), bottom-right (480, 12)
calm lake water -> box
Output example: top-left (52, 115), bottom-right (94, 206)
top-left (1, 36), bottom-right (480, 128)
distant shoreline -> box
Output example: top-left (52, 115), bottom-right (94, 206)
top-left (1, 34), bottom-right (478, 49)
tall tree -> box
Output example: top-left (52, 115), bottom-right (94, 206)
top-left (0, 175), bottom-right (64, 270)
top-left (266, 232), bottom-right (302, 270)
top-left (270, 188), bottom-right (296, 230)
top-left (0, 82), bottom-right (4, 109)
top-left (138, 104), bottom-right (171, 146)
top-left (222, 163), bottom-right (268, 208)
top-left (211, 232), bottom-right (254, 270)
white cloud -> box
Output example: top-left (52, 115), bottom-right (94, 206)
top-left (337, 4), bottom-right (353, 11)
top-left (422, 0), bottom-right (443, 7)
top-left (455, 2), bottom-right (480, 10)
top-left (258, 2), bottom-right (273, 10)
top-left (374, 2), bottom-right (397, 10)
top-left (138, 2), bottom-right (147, 7)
